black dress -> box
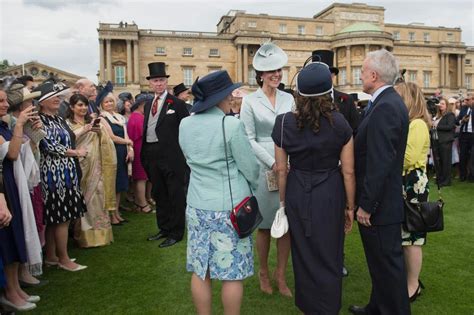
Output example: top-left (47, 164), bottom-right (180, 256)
top-left (104, 117), bottom-right (128, 193)
top-left (272, 112), bottom-right (352, 315)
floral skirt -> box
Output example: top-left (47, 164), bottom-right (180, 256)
top-left (186, 206), bottom-right (254, 281)
top-left (402, 168), bottom-right (429, 246)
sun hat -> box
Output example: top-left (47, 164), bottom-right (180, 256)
top-left (6, 83), bottom-right (41, 107)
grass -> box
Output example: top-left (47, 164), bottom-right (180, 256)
top-left (28, 179), bottom-right (474, 314)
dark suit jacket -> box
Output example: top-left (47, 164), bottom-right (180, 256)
top-left (334, 89), bottom-right (360, 131)
top-left (436, 112), bottom-right (456, 143)
top-left (456, 105), bottom-right (474, 133)
top-left (141, 93), bottom-right (190, 179)
top-left (354, 87), bottom-right (409, 225)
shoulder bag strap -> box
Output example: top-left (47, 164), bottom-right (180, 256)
top-left (222, 116), bottom-right (234, 209)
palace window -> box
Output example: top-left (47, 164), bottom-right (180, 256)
top-left (465, 75), bottom-right (472, 90)
top-left (423, 71), bottom-right (431, 88)
top-left (466, 59), bottom-right (471, 65)
top-left (279, 23), bottom-right (287, 34)
top-left (183, 67), bottom-right (193, 86)
top-left (183, 47), bottom-right (193, 56)
top-left (156, 47), bottom-right (166, 55)
top-left (248, 21), bottom-right (257, 28)
top-left (409, 32), bottom-right (415, 41)
top-left (115, 66), bottom-right (125, 85)
top-left (447, 33), bottom-right (454, 41)
top-left (340, 69), bottom-right (347, 85)
top-left (352, 67), bottom-right (362, 85)
top-left (298, 25), bottom-right (305, 35)
top-left (209, 48), bottom-right (219, 57)
top-left (316, 26), bottom-right (323, 36)
top-left (423, 32), bottom-right (430, 42)
top-left (408, 71), bottom-right (417, 82)
top-left (248, 67), bottom-right (257, 86)
top-left (393, 31), bottom-right (400, 40)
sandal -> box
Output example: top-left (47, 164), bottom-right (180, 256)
top-left (147, 198), bottom-right (156, 206)
top-left (135, 203), bottom-right (153, 214)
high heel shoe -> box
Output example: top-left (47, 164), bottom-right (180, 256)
top-left (258, 272), bottom-right (273, 294)
top-left (273, 271), bottom-right (292, 297)
top-left (409, 282), bottom-right (422, 302)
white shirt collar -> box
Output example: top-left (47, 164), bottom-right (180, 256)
top-left (370, 85), bottom-right (391, 103)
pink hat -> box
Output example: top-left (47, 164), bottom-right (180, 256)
top-left (232, 88), bottom-right (247, 98)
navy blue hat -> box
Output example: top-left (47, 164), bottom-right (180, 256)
top-left (96, 81), bottom-right (114, 108)
top-left (131, 93), bottom-right (153, 112)
top-left (296, 62), bottom-right (333, 97)
top-left (118, 92), bottom-right (133, 101)
top-left (191, 71), bottom-right (241, 114)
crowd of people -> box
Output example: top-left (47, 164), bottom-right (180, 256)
top-left (0, 43), bottom-right (473, 314)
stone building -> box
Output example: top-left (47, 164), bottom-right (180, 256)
top-left (97, 3), bottom-right (474, 97)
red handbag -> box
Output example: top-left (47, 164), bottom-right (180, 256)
top-left (223, 116), bottom-right (262, 238)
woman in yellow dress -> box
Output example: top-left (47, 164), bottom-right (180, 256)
top-left (67, 94), bottom-right (116, 248)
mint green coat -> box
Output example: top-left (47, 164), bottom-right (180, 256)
top-left (179, 106), bottom-right (260, 211)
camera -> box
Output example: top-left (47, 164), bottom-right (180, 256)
top-left (426, 96), bottom-right (439, 117)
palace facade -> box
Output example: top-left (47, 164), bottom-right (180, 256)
top-left (97, 2), bottom-right (474, 97)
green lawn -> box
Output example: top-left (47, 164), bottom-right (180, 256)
top-left (29, 179), bottom-right (474, 314)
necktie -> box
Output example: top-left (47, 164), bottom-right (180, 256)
top-left (365, 100), bottom-right (373, 113)
top-left (152, 97), bottom-right (159, 116)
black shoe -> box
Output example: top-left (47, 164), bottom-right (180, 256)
top-left (342, 265), bottom-right (349, 277)
top-left (159, 238), bottom-right (179, 248)
top-left (409, 280), bottom-right (424, 303)
top-left (348, 305), bottom-right (368, 315)
top-left (19, 279), bottom-right (49, 288)
top-left (147, 231), bottom-right (167, 241)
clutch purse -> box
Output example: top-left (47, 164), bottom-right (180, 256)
top-left (265, 170), bottom-right (279, 191)
top-left (271, 206), bottom-right (289, 238)
top-left (23, 121), bottom-right (47, 143)
top-left (223, 116), bottom-right (262, 238)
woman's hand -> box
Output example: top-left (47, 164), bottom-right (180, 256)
top-left (344, 208), bottom-right (354, 234)
top-left (16, 105), bottom-right (39, 127)
top-left (0, 194), bottom-right (12, 228)
top-left (126, 149), bottom-right (134, 163)
top-left (76, 147), bottom-right (88, 158)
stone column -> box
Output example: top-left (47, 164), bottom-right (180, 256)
top-left (99, 39), bottom-right (105, 83)
top-left (440, 54), bottom-right (445, 87)
top-left (133, 40), bottom-right (139, 84)
top-left (445, 53), bottom-right (450, 87)
top-left (243, 45), bottom-right (248, 84)
top-left (346, 46), bottom-right (351, 85)
top-left (457, 54), bottom-right (462, 88)
top-left (126, 40), bottom-right (132, 84)
top-left (106, 39), bottom-right (112, 81)
top-left (236, 45), bottom-right (243, 82)
top-left (461, 55), bottom-right (465, 87)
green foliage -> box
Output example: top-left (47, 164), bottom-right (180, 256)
top-left (30, 180), bottom-right (473, 314)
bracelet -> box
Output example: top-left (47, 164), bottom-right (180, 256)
top-left (13, 134), bottom-right (23, 139)
top-left (345, 206), bottom-right (356, 211)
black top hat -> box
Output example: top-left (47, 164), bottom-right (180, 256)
top-left (191, 70), bottom-right (242, 114)
top-left (95, 81), bottom-right (114, 107)
top-left (173, 83), bottom-right (189, 96)
top-left (311, 50), bottom-right (339, 75)
top-left (296, 62), bottom-right (333, 97)
top-left (146, 62), bottom-right (169, 80)
top-left (350, 93), bottom-right (359, 102)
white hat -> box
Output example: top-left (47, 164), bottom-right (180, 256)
top-left (252, 42), bottom-right (288, 72)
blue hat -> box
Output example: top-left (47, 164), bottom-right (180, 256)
top-left (95, 81), bottom-right (113, 108)
top-left (131, 93), bottom-right (153, 112)
top-left (191, 71), bottom-right (241, 114)
top-left (296, 62), bottom-right (333, 97)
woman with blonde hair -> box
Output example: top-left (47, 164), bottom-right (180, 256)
top-left (394, 81), bottom-right (431, 302)
top-left (432, 97), bottom-right (456, 186)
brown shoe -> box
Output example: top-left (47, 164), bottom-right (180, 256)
top-left (258, 271), bottom-right (273, 294)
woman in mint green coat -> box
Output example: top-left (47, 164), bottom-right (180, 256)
top-left (240, 42), bottom-right (294, 297)
top-left (179, 70), bottom-right (260, 315)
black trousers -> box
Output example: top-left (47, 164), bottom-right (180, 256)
top-left (358, 223), bottom-right (411, 315)
top-left (142, 143), bottom-right (186, 241)
top-left (459, 132), bottom-right (474, 180)
top-left (434, 141), bottom-right (453, 186)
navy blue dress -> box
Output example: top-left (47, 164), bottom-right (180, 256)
top-left (272, 112), bottom-right (352, 315)
top-left (105, 117), bottom-right (128, 193)
top-left (0, 122), bottom-right (27, 265)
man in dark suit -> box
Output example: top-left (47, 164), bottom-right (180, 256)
top-left (349, 50), bottom-right (410, 315)
top-left (312, 50), bottom-right (360, 131)
top-left (456, 94), bottom-right (474, 181)
top-left (141, 62), bottom-right (190, 248)
top-left (172, 82), bottom-right (193, 112)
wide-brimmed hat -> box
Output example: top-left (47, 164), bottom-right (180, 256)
top-left (311, 50), bottom-right (339, 75)
top-left (191, 70), bottom-right (242, 114)
top-left (118, 92), bottom-right (133, 102)
top-left (131, 93), bottom-right (153, 112)
top-left (146, 62), bottom-right (169, 80)
top-left (7, 83), bottom-right (41, 107)
top-left (296, 62), bottom-right (333, 97)
top-left (252, 42), bottom-right (288, 72)
top-left (34, 81), bottom-right (69, 103)
top-left (173, 83), bottom-right (189, 96)
top-left (95, 81), bottom-right (114, 107)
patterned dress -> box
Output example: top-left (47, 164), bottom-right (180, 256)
top-left (39, 114), bottom-right (86, 224)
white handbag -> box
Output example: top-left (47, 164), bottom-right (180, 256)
top-left (271, 206), bottom-right (289, 238)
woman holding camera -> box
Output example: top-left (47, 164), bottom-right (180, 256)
top-left (67, 93), bottom-right (115, 248)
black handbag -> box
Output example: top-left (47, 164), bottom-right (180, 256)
top-left (222, 116), bottom-right (262, 238)
top-left (403, 136), bottom-right (444, 233)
